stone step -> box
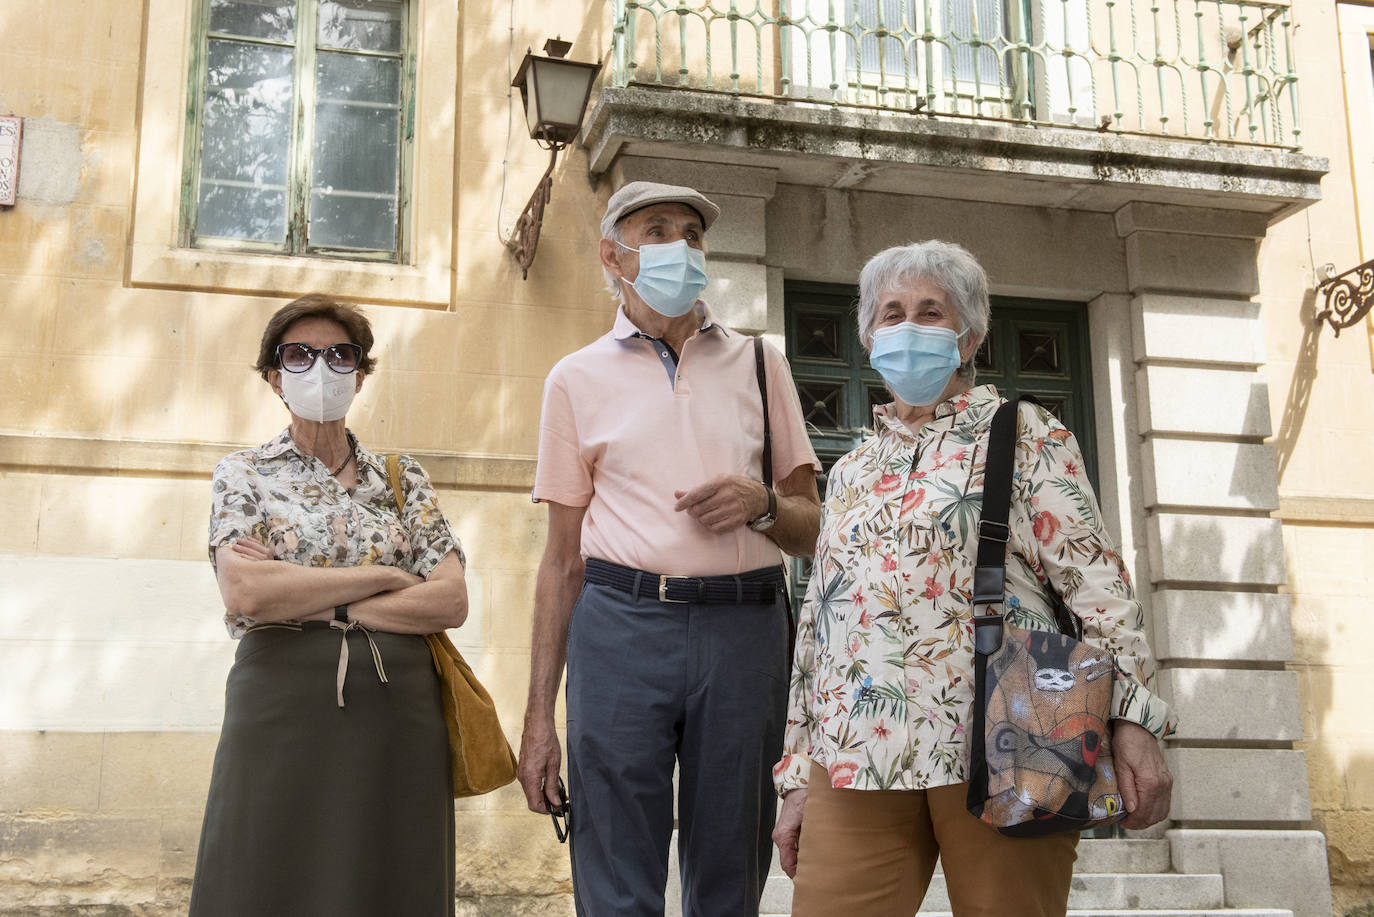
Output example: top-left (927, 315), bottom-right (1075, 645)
top-left (759, 872), bottom-right (1225, 915)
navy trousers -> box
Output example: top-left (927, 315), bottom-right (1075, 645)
top-left (565, 580), bottom-right (791, 917)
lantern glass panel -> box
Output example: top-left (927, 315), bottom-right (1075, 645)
top-left (530, 57), bottom-right (594, 136)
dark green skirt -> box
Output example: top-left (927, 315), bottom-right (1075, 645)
top-left (190, 623), bottom-right (455, 917)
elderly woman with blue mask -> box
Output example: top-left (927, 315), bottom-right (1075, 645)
top-left (770, 241), bottom-right (1175, 917)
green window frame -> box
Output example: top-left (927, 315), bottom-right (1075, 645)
top-left (181, 0), bottom-right (415, 262)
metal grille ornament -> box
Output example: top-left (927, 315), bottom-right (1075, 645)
top-left (1316, 259), bottom-right (1374, 337)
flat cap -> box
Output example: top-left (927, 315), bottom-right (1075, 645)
top-left (600, 181), bottom-right (720, 239)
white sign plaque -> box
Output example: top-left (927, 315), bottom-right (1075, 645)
top-left (0, 116), bottom-right (22, 207)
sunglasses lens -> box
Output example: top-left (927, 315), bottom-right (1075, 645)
top-left (279, 343), bottom-right (315, 373)
top-left (325, 344), bottom-right (360, 373)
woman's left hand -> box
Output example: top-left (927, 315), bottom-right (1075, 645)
top-left (1112, 720), bottom-right (1173, 829)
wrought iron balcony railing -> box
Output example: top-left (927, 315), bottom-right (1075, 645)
top-left (608, 0), bottom-right (1301, 150)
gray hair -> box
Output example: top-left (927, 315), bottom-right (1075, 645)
top-left (856, 240), bottom-right (991, 382)
top-left (602, 221), bottom-right (628, 306)
top-left (601, 215), bottom-right (709, 307)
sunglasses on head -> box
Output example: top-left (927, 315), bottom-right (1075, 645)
top-left (276, 341), bottom-right (362, 374)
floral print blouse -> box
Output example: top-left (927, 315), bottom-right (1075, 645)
top-left (208, 428), bottom-right (464, 637)
top-left (773, 384), bottom-right (1174, 795)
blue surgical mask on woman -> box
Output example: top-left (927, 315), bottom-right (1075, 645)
top-left (617, 238), bottom-right (708, 318)
top-left (869, 322), bottom-right (967, 406)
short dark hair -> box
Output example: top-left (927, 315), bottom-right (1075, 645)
top-left (254, 294), bottom-right (378, 381)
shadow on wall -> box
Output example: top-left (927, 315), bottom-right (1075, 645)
top-left (1272, 288), bottom-right (1321, 483)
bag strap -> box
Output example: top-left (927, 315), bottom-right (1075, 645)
top-left (972, 395), bottom-right (1079, 646)
top-left (972, 398), bottom-right (1023, 613)
top-left (753, 336), bottom-right (773, 488)
top-left (384, 454), bottom-right (405, 515)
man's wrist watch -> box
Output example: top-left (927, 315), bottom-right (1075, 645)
top-left (748, 484), bottom-right (778, 532)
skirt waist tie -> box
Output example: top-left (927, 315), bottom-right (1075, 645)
top-left (329, 619), bottom-right (389, 707)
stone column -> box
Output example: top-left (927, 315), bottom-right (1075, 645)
top-left (1116, 202), bottom-right (1333, 917)
top-left (607, 156), bottom-right (779, 334)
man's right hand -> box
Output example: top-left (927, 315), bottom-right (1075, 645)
top-left (517, 719), bottom-right (564, 814)
top-left (771, 788), bottom-right (807, 879)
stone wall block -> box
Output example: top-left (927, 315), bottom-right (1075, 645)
top-left (1123, 232), bottom-right (1260, 296)
top-left (610, 156), bottom-right (779, 201)
top-left (1141, 439), bottom-right (1279, 510)
top-left (1147, 513), bottom-right (1286, 586)
top-left (0, 731), bottom-right (103, 813)
top-left (1136, 365), bottom-right (1273, 437)
top-left (704, 260), bottom-right (769, 333)
top-left (97, 733), bottom-right (220, 814)
top-left (698, 194), bottom-right (767, 259)
top-left (1165, 748), bottom-right (1311, 822)
top-left (1151, 590), bottom-right (1294, 663)
top-left (1131, 293), bottom-right (1265, 365)
top-left (1158, 668), bottom-right (1302, 741)
top-left (0, 815), bottom-right (160, 908)
top-left (1114, 202), bottom-right (1272, 239)
top-left (1167, 829), bottom-right (1333, 917)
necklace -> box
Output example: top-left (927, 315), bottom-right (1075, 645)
top-left (329, 438), bottom-right (355, 477)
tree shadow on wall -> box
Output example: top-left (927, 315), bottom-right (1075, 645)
top-left (1272, 288), bottom-right (1321, 483)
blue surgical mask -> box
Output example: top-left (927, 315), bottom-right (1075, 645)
top-left (616, 238), bottom-right (708, 317)
top-left (869, 322), bottom-right (967, 406)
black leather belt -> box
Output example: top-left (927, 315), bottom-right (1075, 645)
top-left (584, 557), bottom-right (784, 605)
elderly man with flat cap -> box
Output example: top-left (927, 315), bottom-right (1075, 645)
top-left (517, 181), bottom-right (822, 916)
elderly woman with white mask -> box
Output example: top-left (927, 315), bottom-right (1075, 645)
top-left (189, 294), bottom-right (467, 917)
top-left (770, 241), bottom-right (1175, 917)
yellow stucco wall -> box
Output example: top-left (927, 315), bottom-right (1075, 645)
top-left (2, 0), bottom-right (1372, 914)
top-left (1258, 4), bottom-right (1374, 913)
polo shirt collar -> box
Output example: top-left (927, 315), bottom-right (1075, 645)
top-left (612, 303), bottom-right (728, 341)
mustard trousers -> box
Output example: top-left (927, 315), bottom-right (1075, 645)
top-left (790, 763), bottom-right (1078, 917)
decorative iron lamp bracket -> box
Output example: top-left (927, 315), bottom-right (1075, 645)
top-left (1315, 258), bottom-right (1374, 337)
top-left (505, 39), bottom-right (602, 280)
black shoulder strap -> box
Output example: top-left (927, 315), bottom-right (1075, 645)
top-left (972, 397), bottom-right (1022, 611)
top-left (754, 336), bottom-right (773, 488)
top-left (973, 394), bottom-right (1079, 639)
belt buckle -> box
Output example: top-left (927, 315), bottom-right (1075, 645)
top-left (659, 574), bottom-right (689, 603)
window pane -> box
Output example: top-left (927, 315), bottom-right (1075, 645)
top-left (209, 0), bottom-right (295, 41)
top-left (797, 379), bottom-right (846, 430)
top-left (318, 0), bottom-right (404, 53)
top-left (316, 49), bottom-right (401, 103)
top-left (308, 190), bottom-right (397, 250)
top-left (852, 0), bottom-right (917, 78)
top-left (797, 313), bottom-right (842, 360)
top-left (1018, 328), bottom-right (1063, 374)
top-left (197, 38), bottom-right (294, 242)
top-left (198, 184), bottom-right (290, 241)
top-left (974, 324), bottom-right (996, 371)
top-left (308, 52), bottom-right (400, 250)
top-left (950, 0), bottom-right (1007, 84)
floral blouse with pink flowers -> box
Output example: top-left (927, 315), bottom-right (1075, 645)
top-left (208, 428), bottom-right (464, 637)
top-left (773, 384), bottom-right (1173, 796)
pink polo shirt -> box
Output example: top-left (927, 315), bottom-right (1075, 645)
top-left (533, 305), bottom-right (820, 576)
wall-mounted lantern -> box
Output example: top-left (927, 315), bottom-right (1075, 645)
top-left (1315, 259), bottom-right (1374, 336)
top-left (505, 39), bottom-right (602, 280)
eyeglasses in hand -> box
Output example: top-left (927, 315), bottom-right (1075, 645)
top-left (542, 776), bottom-right (571, 844)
